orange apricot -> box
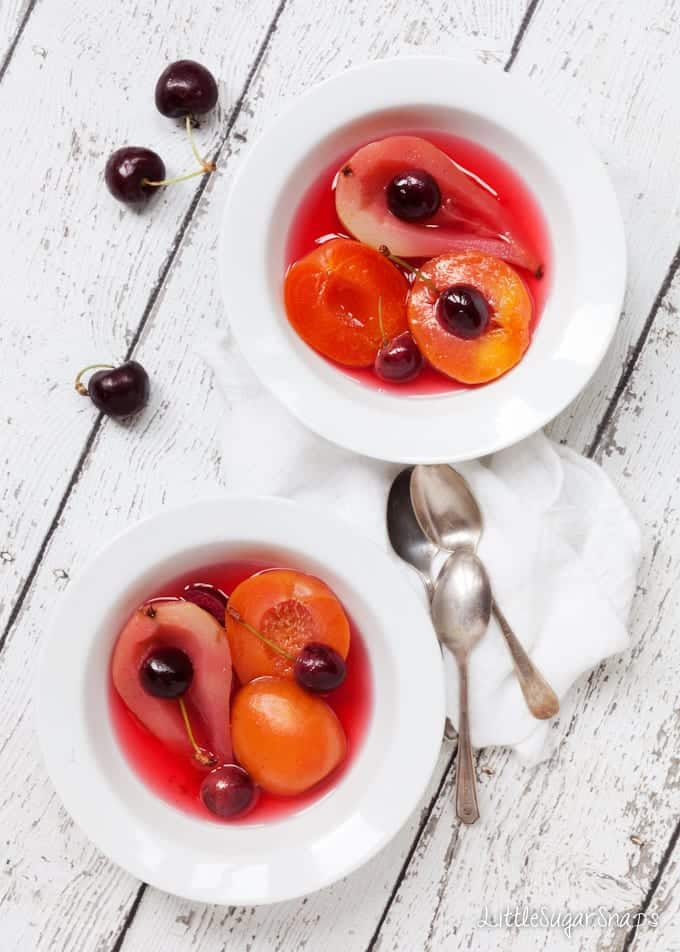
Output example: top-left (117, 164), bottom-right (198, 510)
top-left (227, 569), bottom-right (350, 684)
top-left (284, 238), bottom-right (408, 367)
top-left (231, 677), bottom-right (347, 796)
top-left (407, 251), bottom-right (533, 384)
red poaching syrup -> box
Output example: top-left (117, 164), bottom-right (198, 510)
top-left (109, 558), bottom-right (373, 824)
top-left (284, 129), bottom-right (552, 395)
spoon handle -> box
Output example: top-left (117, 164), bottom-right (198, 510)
top-left (492, 597), bottom-right (560, 720)
top-left (455, 658), bottom-right (480, 825)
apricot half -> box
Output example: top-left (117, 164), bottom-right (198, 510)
top-left (335, 136), bottom-right (541, 275)
top-left (227, 569), bottom-right (350, 684)
top-left (232, 677), bottom-right (347, 796)
top-left (284, 238), bottom-right (408, 367)
top-left (408, 251), bottom-right (533, 384)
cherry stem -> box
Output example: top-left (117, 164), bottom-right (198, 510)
top-left (178, 697), bottom-right (217, 766)
top-left (226, 606), bottom-right (296, 662)
top-left (379, 245), bottom-right (439, 296)
top-left (143, 167), bottom-right (209, 188)
top-left (142, 116), bottom-right (217, 189)
top-left (185, 114), bottom-right (216, 173)
top-left (377, 296), bottom-right (387, 346)
top-left (74, 363), bottom-right (115, 396)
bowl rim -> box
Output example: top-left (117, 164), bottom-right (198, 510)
top-left (219, 55), bottom-right (626, 463)
top-left (37, 496), bottom-right (445, 904)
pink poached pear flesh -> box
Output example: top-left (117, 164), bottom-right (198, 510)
top-left (335, 136), bottom-right (542, 276)
top-left (112, 600), bottom-right (233, 764)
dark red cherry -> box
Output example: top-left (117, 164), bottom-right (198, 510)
top-left (200, 764), bottom-right (257, 818)
top-left (105, 147), bottom-right (165, 204)
top-left (77, 361), bottom-right (150, 417)
top-left (140, 646), bottom-right (194, 699)
top-left (183, 583), bottom-right (228, 624)
top-left (294, 642), bottom-right (347, 693)
top-left (155, 60), bottom-right (218, 118)
top-left (386, 169), bottom-right (441, 222)
top-left (375, 331), bottom-right (424, 383)
top-left (437, 285), bottom-right (490, 340)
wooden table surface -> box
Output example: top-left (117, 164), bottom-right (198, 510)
top-left (2, 1), bottom-right (680, 949)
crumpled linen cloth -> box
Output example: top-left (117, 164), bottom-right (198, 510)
top-left (203, 330), bottom-right (641, 763)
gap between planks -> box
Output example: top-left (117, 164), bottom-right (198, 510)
top-left (111, 9), bottom-right (542, 947)
top-left (0, 0), bottom-right (287, 659)
top-left (4, 0), bottom-right (678, 947)
top-left (0, 0), bottom-right (40, 84)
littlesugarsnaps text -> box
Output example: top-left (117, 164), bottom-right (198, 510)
top-left (478, 905), bottom-right (658, 939)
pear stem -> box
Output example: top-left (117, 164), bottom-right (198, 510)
top-left (226, 606), bottom-right (295, 662)
top-left (74, 363), bottom-right (115, 395)
top-left (378, 245), bottom-right (440, 296)
top-left (178, 698), bottom-right (217, 766)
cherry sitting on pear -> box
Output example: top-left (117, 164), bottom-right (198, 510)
top-left (140, 646), bottom-right (194, 698)
top-left (113, 600), bottom-right (233, 766)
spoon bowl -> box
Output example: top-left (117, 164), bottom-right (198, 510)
top-left (432, 550), bottom-right (491, 824)
top-left (431, 550), bottom-right (491, 657)
top-left (411, 464), bottom-right (482, 552)
top-left (387, 467), bottom-right (439, 598)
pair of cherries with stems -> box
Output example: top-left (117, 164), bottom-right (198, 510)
top-left (76, 61), bottom-right (218, 418)
top-left (105, 59), bottom-right (219, 204)
top-left (139, 582), bottom-right (347, 819)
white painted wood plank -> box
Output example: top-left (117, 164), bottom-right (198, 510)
top-left (110, 2), bottom-right (532, 950)
top-left (0, 0), bottom-right (279, 638)
top-left (0, 2), bottom-right (527, 949)
top-left (509, 0), bottom-right (680, 451)
top-left (0, 0), bottom-right (283, 947)
top-left (372, 5), bottom-right (680, 942)
top-left (0, 0), bottom-right (30, 66)
top-left (594, 275), bottom-right (680, 952)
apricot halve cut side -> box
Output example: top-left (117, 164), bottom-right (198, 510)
top-left (284, 238), bottom-right (408, 367)
top-left (226, 568), bottom-right (350, 684)
top-left (407, 251), bottom-right (533, 385)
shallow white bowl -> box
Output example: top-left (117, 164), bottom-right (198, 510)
top-left (220, 57), bottom-right (625, 463)
top-left (37, 497), bottom-right (444, 905)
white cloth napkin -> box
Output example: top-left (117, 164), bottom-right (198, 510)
top-left (202, 331), bottom-right (641, 764)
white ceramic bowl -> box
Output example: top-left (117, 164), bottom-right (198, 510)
top-left (220, 57), bottom-right (625, 463)
top-left (37, 497), bottom-right (444, 905)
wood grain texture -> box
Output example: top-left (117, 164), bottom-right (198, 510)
top-left (592, 273), bottom-right (680, 952)
top-left (110, 1), bottom-right (531, 947)
top-left (369, 4), bottom-right (680, 945)
top-left (0, 0), bottom-right (33, 71)
top-left (0, 0), bottom-right (280, 641)
top-left (0, 1), bottom-right (527, 950)
top-left (3, 0), bottom-right (680, 951)
top-left (0, 0), bottom-right (282, 948)
top-left (508, 0), bottom-right (680, 452)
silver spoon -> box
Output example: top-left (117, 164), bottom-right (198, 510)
top-left (388, 467), bottom-right (458, 740)
top-left (387, 466), bottom-right (438, 599)
top-left (411, 464), bottom-right (560, 721)
top-left (432, 550), bottom-right (491, 824)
